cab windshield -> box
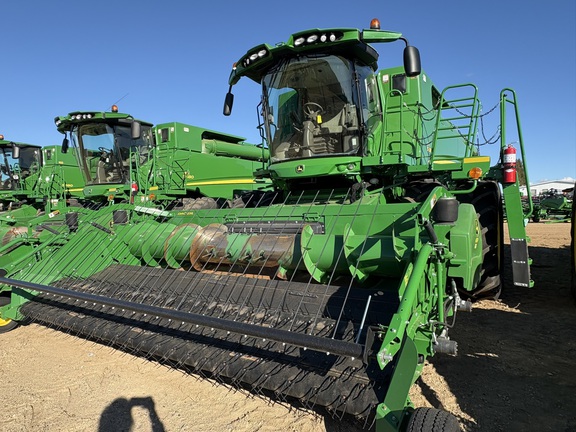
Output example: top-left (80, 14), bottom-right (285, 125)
top-left (71, 123), bottom-right (153, 185)
top-left (0, 145), bottom-right (41, 190)
top-left (263, 54), bottom-right (372, 163)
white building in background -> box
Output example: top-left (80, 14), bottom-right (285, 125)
top-left (519, 178), bottom-right (575, 197)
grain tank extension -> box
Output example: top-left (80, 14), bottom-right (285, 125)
top-left (0, 20), bottom-right (533, 432)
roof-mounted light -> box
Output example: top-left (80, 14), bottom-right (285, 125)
top-left (242, 47), bottom-right (269, 67)
top-left (0, 134), bottom-right (4, 140)
top-left (111, 104), bottom-right (118, 113)
top-left (370, 18), bottom-right (381, 30)
top-left (294, 31), bottom-right (341, 47)
top-left (306, 34), bottom-right (318, 43)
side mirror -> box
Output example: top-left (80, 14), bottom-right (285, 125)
top-left (131, 121), bottom-right (142, 140)
top-left (61, 137), bottom-right (69, 154)
top-left (403, 45), bottom-right (421, 77)
top-left (12, 144), bottom-right (20, 159)
top-left (223, 92), bottom-right (234, 116)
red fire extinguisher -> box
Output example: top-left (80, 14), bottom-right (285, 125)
top-left (130, 181), bottom-right (138, 204)
top-left (503, 144), bottom-right (517, 184)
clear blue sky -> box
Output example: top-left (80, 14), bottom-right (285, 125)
top-left (1, 1), bottom-right (574, 183)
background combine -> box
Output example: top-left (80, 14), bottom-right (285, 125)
top-left (0, 136), bottom-right (82, 217)
top-left (531, 188), bottom-right (573, 222)
top-left (0, 20), bottom-right (534, 432)
top-left (54, 105), bottom-right (269, 208)
top-left (0, 106), bottom-right (271, 283)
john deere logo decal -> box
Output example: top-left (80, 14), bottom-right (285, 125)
top-left (296, 165), bottom-right (304, 173)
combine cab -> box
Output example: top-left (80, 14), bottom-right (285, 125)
top-left (0, 137), bottom-right (42, 211)
top-left (54, 106), bottom-right (155, 205)
top-left (1, 20), bottom-right (533, 432)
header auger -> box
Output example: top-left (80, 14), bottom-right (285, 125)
top-left (1, 20), bottom-right (533, 432)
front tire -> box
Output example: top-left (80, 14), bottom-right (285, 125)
top-left (0, 295), bottom-right (18, 334)
top-left (405, 408), bottom-right (460, 432)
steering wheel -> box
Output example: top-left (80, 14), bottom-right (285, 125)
top-left (98, 147), bottom-right (111, 161)
top-left (303, 102), bottom-right (324, 120)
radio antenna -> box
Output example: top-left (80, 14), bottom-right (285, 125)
top-left (107, 93), bottom-right (129, 111)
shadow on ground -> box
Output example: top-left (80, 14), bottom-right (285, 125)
top-left (99, 396), bottom-right (166, 432)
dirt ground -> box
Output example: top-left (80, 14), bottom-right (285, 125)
top-left (1, 223), bottom-right (574, 432)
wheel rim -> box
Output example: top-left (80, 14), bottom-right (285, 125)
top-left (0, 296), bottom-right (14, 329)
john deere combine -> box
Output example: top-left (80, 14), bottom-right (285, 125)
top-left (55, 106), bottom-right (269, 208)
top-left (0, 137), bottom-right (43, 211)
top-left (0, 135), bottom-right (85, 247)
top-left (1, 20), bottom-right (534, 432)
top-left (531, 188), bottom-right (573, 222)
top-left (0, 136), bottom-right (86, 213)
top-left (0, 106), bottom-right (269, 277)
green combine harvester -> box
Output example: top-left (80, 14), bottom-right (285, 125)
top-left (0, 20), bottom-right (534, 432)
top-left (0, 135), bottom-right (85, 244)
top-left (0, 137), bottom-right (43, 213)
top-left (55, 105), bottom-right (269, 209)
top-left (0, 106), bottom-right (270, 286)
top-left (531, 188), bottom-right (572, 222)
top-left (0, 136), bottom-right (85, 213)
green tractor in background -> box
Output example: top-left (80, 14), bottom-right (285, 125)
top-left (0, 20), bottom-right (535, 432)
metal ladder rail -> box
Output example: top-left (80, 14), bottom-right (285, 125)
top-left (499, 88), bottom-right (533, 288)
top-left (431, 84), bottom-right (481, 160)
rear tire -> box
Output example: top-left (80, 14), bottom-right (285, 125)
top-left (181, 197), bottom-right (218, 210)
top-left (458, 182), bottom-right (503, 299)
top-left (0, 295), bottom-right (18, 334)
top-left (406, 407), bottom-right (460, 432)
